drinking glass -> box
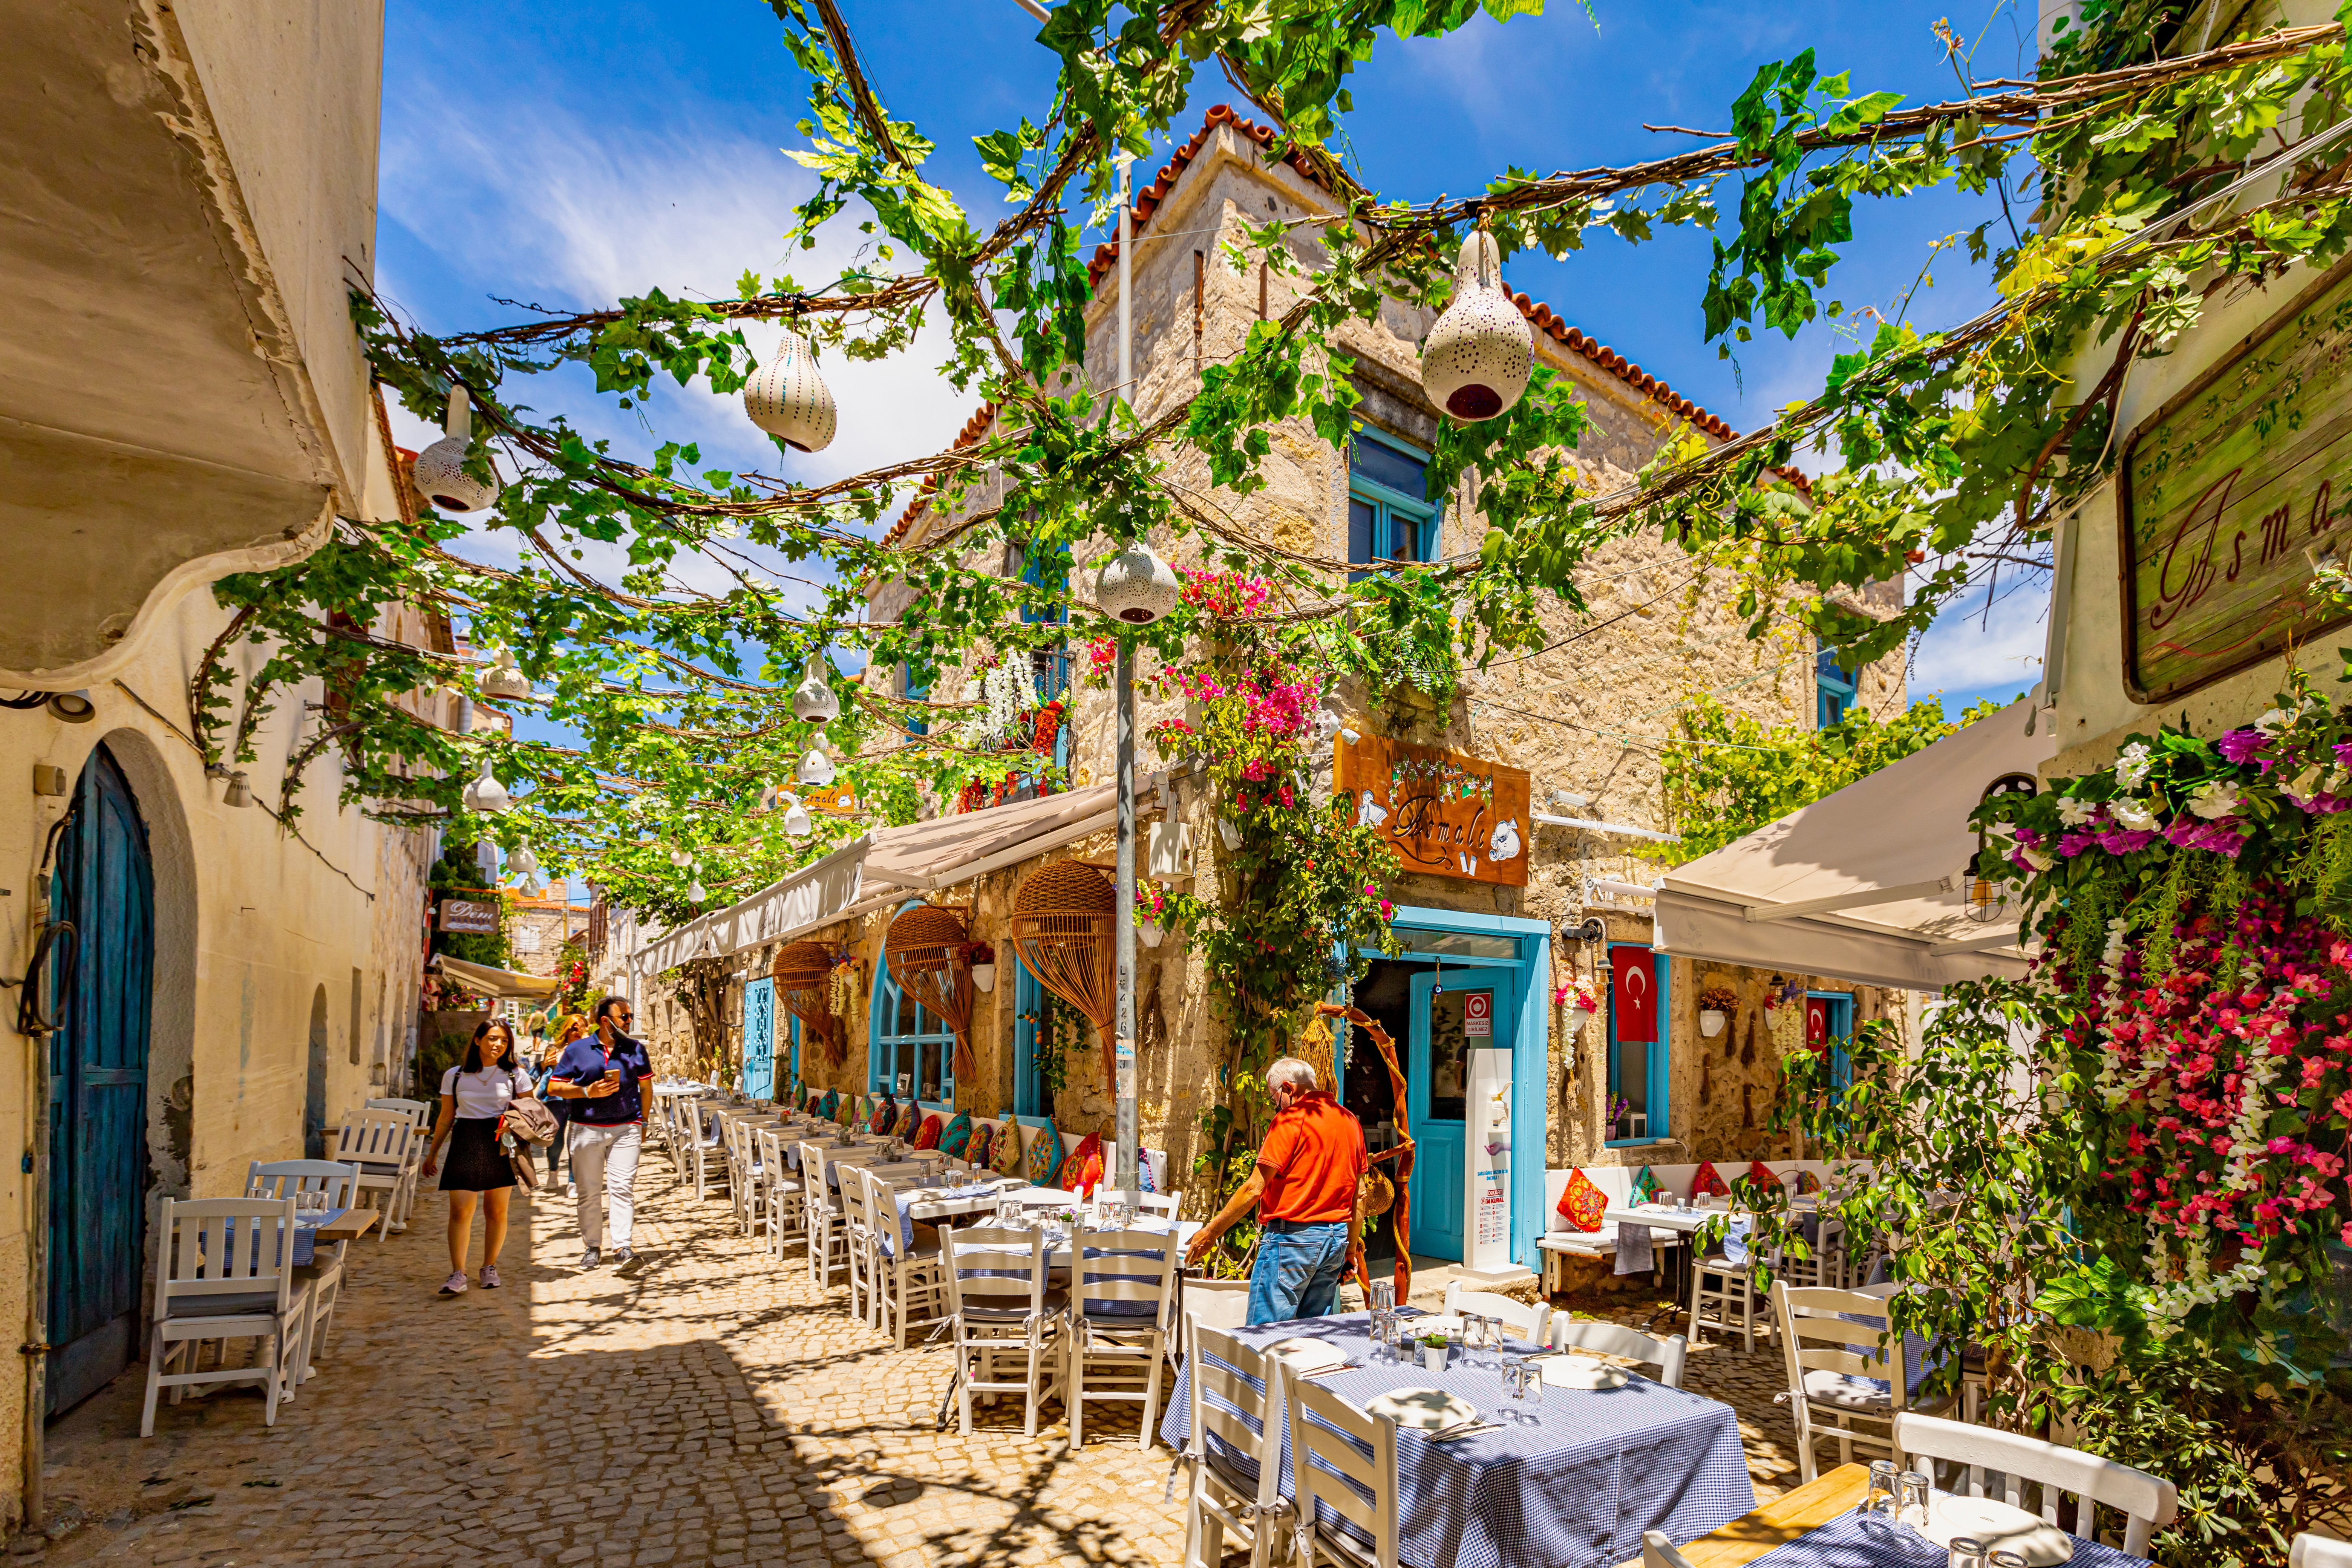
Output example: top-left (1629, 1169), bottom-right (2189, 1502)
top-left (1898, 1471), bottom-right (1932, 1529)
top-left (1988, 1554), bottom-right (2029, 1568)
top-left (1368, 1278), bottom-right (1395, 1314)
top-left (1368, 1309), bottom-right (1392, 1363)
top-left (1864, 1460), bottom-right (1899, 1517)
top-left (1946, 1539), bottom-right (1987, 1568)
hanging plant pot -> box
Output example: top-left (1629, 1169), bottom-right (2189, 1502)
top-left (744, 330), bottom-right (838, 453)
top-left (1567, 1003), bottom-right (1595, 1035)
top-left (1419, 230), bottom-right (1533, 423)
top-left (1139, 919), bottom-right (1164, 949)
top-left (1217, 818), bottom-right (1242, 851)
top-left (971, 962), bottom-right (997, 994)
top-left (1700, 1009), bottom-right (1727, 1038)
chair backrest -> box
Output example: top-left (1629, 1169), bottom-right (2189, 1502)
top-left (1640, 1530), bottom-right (1698, 1568)
top-left (1773, 1281), bottom-right (1916, 1410)
top-left (332, 1109), bottom-right (414, 1164)
top-left (245, 1159), bottom-right (360, 1210)
top-left (838, 1163), bottom-right (875, 1236)
top-left (1095, 1188), bottom-right (1179, 1219)
top-left (153, 1197), bottom-right (296, 1318)
top-left (1187, 1325), bottom-right (1283, 1503)
top-left (945, 1224), bottom-right (1050, 1318)
top-left (1892, 1411), bottom-right (2179, 1558)
top-left (1072, 1222), bottom-right (1178, 1327)
top-left (1443, 1281), bottom-right (1552, 1346)
top-left (2292, 1535), bottom-right (2352, 1568)
top-left (755, 1127), bottom-right (787, 1180)
top-left (1286, 1375), bottom-right (1399, 1568)
top-left (798, 1143), bottom-right (843, 1211)
top-left (364, 1097), bottom-right (431, 1128)
top-left (1551, 1315), bottom-right (1688, 1388)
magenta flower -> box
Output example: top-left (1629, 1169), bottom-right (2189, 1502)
top-left (2217, 728), bottom-right (2269, 764)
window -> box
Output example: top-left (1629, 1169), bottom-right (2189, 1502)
top-left (1348, 428), bottom-right (1438, 581)
top-left (1816, 638), bottom-right (1857, 729)
top-left (1808, 991), bottom-right (1855, 1102)
top-left (869, 963), bottom-right (956, 1104)
top-left (1012, 957), bottom-right (1059, 1119)
top-left (1606, 944), bottom-right (1671, 1145)
top-left (1002, 539), bottom-right (1072, 798)
top-left (901, 660), bottom-right (931, 737)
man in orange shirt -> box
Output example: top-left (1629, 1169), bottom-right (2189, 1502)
top-left (1185, 1057), bottom-right (1367, 1324)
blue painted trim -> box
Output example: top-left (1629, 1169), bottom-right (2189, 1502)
top-left (870, 899), bottom-right (955, 1100)
top-left (1348, 427), bottom-right (1440, 577)
top-left (1605, 945), bottom-right (1671, 1148)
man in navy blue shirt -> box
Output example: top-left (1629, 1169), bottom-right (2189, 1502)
top-left (546, 995), bottom-right (655, 1270)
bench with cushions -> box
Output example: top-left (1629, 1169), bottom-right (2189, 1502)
top-left (792, 1093), bottom-right (1174, 1198)
top-left (1536, 1159), bottom-right (1869, 1292)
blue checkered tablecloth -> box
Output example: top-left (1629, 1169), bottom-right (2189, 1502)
top-left (1740, 1498), bottom-right (2149, 1567)
top-left (1159, 1310), bottom-right (1755, 1568)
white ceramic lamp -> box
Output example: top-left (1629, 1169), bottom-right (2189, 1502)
top-left (791, 668), bottom-right (841, 723)
top-left (461, 759), bottom-right (511, 814)
top-left (781, 794), bottom-right (813, 838)
top-left (411, 387), bottom-right (501, 513)
top-left (1420, 230), bottom-right (1532, 423)
top-left (479, 647), bottom-right (531, 700)
top-left (1094, 541), bottom-right (1181, 625)
top-left (743, 331), bottom-right (838, 453)
top-left (796, 747), bottom-right (836, 787)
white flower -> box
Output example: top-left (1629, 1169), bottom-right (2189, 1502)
top-left (2188, 780), bottom-right (2241, 820)
top-left (2255, 707), bottom-right (2295, 734)
top-left (2021, 845), bottom-right (2054, 872)
top-left (2115, 742), bottom-right (2154, 788)
top-left (2286, 763), bottom-right (2329, 804)
top-left (2110, 798), bottom-right (2159, 831)
top-left (2057, 795), bottom-right (2099, 827)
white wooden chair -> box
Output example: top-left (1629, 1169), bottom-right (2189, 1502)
top-left (1641, 1531), bottom-right (1698, 1568)
top-left (1690, 1212), bottom-right (1765, 1351)
top-left (1893, 1410), bottom-right (2179, 1558)
top-left (837, 1158), bottom-right (884, 1325)
top-left (1442, 1280), bottom-right (1552, 1346)
top-left (856, 1167), bottom-right (949, 1350)
top-left (943, 1224), bottom-right (1063, 1438)
top-left (722, 1114), bottom-right (761, 1236)
top-left (1550, 1315), bottom-right (1689, 1389)
top-left (140, 1198), bottom-right (312, 1436)
top-left (756, 1127), bottom-right (805, 1258)
top-left (683, 1100), bottom-right (726, 1203)
top-left (799, 1143), bottom-right (853, 1291)
top-left (330, 1110), bottom-right (417, 1242)
top-left (1779, 1214), bottom-right (1848, 1290)
top-left (1774, 1282), bottom-right (1953, 1483)
top-left (1065, 1220), bottom-right (1179, 1450)
top-left (1287, 1376), bottom-right (1399, 1568)
top-left (1174, 1272), bottom-right (1253, 1377)
top-left (2293, 1536), bottom-right (2352, 1568)
top-left (243, 1160), bottom-right (357, 1388)
top-left (1179, 1325), bottom-right (1288, 1568)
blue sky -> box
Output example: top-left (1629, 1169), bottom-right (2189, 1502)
top-left (377, 0), bottom-right (2050, 774)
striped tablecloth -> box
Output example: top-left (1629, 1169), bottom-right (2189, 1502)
top-left (1742, 1498), bottom-right (2149, 1567)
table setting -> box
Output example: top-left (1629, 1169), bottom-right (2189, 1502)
top-left (1706, 1459), bottom-right (2150, 1568)
top-left (1162, 1308), bottom-right (1755, 1568)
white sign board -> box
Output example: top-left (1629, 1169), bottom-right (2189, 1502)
top-left (1463, 1047), bottom-right (1514, 1275)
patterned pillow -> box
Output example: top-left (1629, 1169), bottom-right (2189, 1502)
top-left (892, 1102), bottom-right (917, 1139)
top-left (1690, 1160), bottom-right (1730, 1199)
top-left (1794, 1168), bottom-right (1822, 1196)
top-left (1629, 1165), bottom-right (1659, 1206)
top-left (1026, 1121), bottom-right (1063, 1187)
top-left (1136, 1148), bottom-right (1158, 1193)
top-left (870, 1096), bottom-right (896, 1135)
top-left (818, 1089), bottom-right (840, 1123)
top-left (994, 1120), bottom-right (1029, 1177)
top-left (1554, 1168), bottom-right (1606, 1232)
top-left (940, 1112), bottom-right (973, 1158)
top-left (1059, 1132), bottom-right (1103, 1197)
top-left (914, 1113), bottom-right (944, 1150)
top-left (966, 1123), bottom-right (995, 1170)
top-left (1747, 1159), bottom-right (1779, 1195)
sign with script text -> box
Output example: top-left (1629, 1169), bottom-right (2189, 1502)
top-left (438, 898), bottom-right (498, 935)
top-left (1336, 734), bottom-right (1530, 887)
top-left (2121, 258), bottom-right (2352, 702)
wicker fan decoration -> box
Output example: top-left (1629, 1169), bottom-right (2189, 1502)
top-left (882, 903), bottom-right (977, 1085)
top-left (771, 941), bottom-right (844, 1066)
top-left (1009, 860), bottom-right (1116, 1081)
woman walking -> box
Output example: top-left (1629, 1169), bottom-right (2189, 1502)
top-left (421, 1019), bottom-right (534, 1297)
top-left (536, 1013), bottom-right (590, 1193)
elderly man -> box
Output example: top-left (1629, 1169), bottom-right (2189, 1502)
top-left (1185, 1057), bottom-right (1366, 1325)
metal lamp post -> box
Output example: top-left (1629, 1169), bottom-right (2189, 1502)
top-left (1113, 151), bottom-right (1138, 1197)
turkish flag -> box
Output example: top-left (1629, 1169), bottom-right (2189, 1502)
top-left (1805, 996), bottom-right (1830, 1052)
top-left (1611, 946), bottom-right (1657, 1044)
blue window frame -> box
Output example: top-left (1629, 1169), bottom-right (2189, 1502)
top-left (1816, 639), bottom-right (1857, 728)
top-left (1008, 539), bottom-right (1073, 788)
top-left (1012, 957), bottom-right (1059, 1119)
top-left (869, 954), bottom-right (956, 1106)
top-left (901, 660), bottom-right (931, 737)
top-left (787, 1014), bottom-right (800, 1092)
top-left (1606, 944), bottom-right (1672, 1146)
top-left (1348, 427), bottom-right (1439, 581)
top-left (1809, 990), bottom-right (1855, 1098)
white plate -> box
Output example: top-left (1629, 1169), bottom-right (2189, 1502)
top-left (1260, 1337), bottom-right (1351, 1376)
top-left (1925, 1496), bottom-right (2075, 1564)
top-left (1362, 1387), bottom-right (1479, 1432)
top-left (1527, 1353), bottom-right (1632, 1391)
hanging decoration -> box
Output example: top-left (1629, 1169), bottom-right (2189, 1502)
top-left (772, 940), bottom-right (844, 1066)
top-left (1419, 228), bottom-right (1533, 422)
top-left (1315, 999), bottom-right (1416, 1306)
top-left (883, 903), bottom-right (978, 1086)
top-left (1009, 859), bottom-right (1118, 1082)
top-left (410, 386), bottom-right (501, 513)
top-left (742, 329), bottom-right (837, 452)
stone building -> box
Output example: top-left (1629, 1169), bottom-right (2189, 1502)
top-left (625, 105), bottom-right (1911, 1288)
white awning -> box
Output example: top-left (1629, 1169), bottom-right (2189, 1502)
top-left (629, 786), bottom-right (1116, 976)
top-left (1653, 700), bottom-right (2052, 992)
top-left (431, 953), bottom-right (561, 1000)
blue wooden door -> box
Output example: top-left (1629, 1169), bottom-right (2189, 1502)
top-left (1406, 966), bottom-right (1522, 1261)
top-left (48, 743), bottom-right (153, 1414)
top-left (741, 978), bottom-right (776, 1099)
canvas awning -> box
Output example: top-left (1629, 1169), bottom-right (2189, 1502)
top-left (431, 953), bottom-right (562, 1000)
top-left (630, 786), bottom-right (1116, 977)
top-left (1652, 700), bottom-right (2053, 992)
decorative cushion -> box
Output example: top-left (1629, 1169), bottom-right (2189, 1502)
top-left (940, 1112), bottom-right (973, 1158)
top-left (1690, 1161), bottom-right (1730, 1199)
top-left (1137, 1148), bottom-right (1158, 1193)
top-left (1554, 1168), bottom-right (1606, 1232)
top-left (1747, 1159), bottom-right (1779, 1194)
top-left (914, 1113), bottom-right (944, 1151)
top-left (993, 1119), bottom-right (1028, 1177)
top-left (1026, 1121), bottom-right (1063, 1187)
top-left (892, 1102), bottom-right (917, 1139)
top-left (1059, 1132), bottom-right (1103, 1197)
top-left (818, 1089), bottom-right (840, 1123)
top-left (1795, 1168), bottom-right (1822, 1196)
top-left (1629, 1165), bottom-right (1658, 1206)
top-left (966, 1123), bottom-right (994, 1170)
top-left (870, 1096), bottom-right (896, 1135)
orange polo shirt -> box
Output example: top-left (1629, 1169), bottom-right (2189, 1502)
top-left (1256, 1090), bottom-right (1366, 1224)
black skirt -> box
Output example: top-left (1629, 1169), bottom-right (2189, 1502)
top-left (440, 1116), bottom-right (516, 1192)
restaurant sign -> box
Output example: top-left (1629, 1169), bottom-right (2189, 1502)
top-left (438, 898), bottom-right (499, 935)
top-left (1336, 734), bottom-right (1530, 887)
top-left (2122, 257), bottom-right (2352, 702)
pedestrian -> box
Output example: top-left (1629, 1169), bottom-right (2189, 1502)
top-left (420, 1019), bottom-right (536, 1297)
top-left (536, 1013), bottom-right (590, 1193)
top-left (1183, 1057), bottom-right (1367, 1325)
top-left (546, 994), bottom-right (654, 1271)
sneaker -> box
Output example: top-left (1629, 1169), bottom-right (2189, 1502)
top-left (437, 1271), bottom-right (467, 1297)
top-left (479, 1266), bottom-right (501, 1289)
top-left (613, 1246), bottom-right (641, 1275)
top-left (580, 1247), bottom-right (602, 1269)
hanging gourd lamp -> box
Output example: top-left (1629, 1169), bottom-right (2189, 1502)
top-left (479, 646), bottom-right (531, 700)
top-left (1419, 227), bottom-right (1532, 423)
top-left (411, 387), bottom-right (502, 513)
top-left (780, 793), bottom-right (813, 838)
top-left (796, 747), bottom-right (836, 788)
top-left (743, 330), bottom-right (838, 453)
top-left (1969, 772), bottom-right (2038, 923)
top-left (1094, 541), bottom-right (1180, 625)
top-left (687, 866), bottom-right (708, 904)
top-left (461, 759), bottom-right (511, 814)
top-left (669, 847), bottom-right (693, 868)
top-left (791, 668), bottom-right (841, 723)
top-left (508, 840), bottom-right (541, 879)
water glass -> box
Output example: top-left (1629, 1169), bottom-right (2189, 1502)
top-left (1368, 1309), bottom-right (1393, 1363)
top-left (1988, 1554), bottom-right (2029, 1568)
top-left (1898, 1470), bottom-right (1932, 1530)
top-left (1864, 1460), bottom-right (1899, 1516)
top-left (1946, 1539), bottom-right (1987, 1568)
top-left (1368, 1278), bottom-right (1395, 1313)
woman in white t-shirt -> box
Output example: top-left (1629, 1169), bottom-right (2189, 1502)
top-left (420, 1020), bottom-right (533, 1297)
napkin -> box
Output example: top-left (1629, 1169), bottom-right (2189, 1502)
top-left (1260, 1337), bottom-right (1351, 1376)
top-left (1924, 1495), bottom-right (2076, 1564)
top-left (1362, 1387), bottom-right (1479, 1432)
top-left (1528, 1353), bottom-right (1632, 1391)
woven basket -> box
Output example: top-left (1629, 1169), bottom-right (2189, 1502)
top-left (772, 940), bottom-right (843, 1065)
top-left (1010, 860), bottom-right (1116, 1081)
top-left (883, 904), bottom-right (975, 1085)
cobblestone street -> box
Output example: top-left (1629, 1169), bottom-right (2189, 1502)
top-left (30, 1175), bottom-right (1807, 1567)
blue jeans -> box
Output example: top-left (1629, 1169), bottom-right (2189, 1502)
top-left (1247, 1220), bottom-right (1352, 1325)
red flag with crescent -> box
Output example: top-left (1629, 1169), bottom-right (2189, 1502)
top-left (1805, 995), bottom-right (1831, 1052)
top-left (1610, 946), bottom-right (1657, 1044)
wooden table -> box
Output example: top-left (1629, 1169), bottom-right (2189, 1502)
top-left (315, 1208), bottom-right (379, 1243)
top-left (1619, 1463), bottom-right (1867, 1568)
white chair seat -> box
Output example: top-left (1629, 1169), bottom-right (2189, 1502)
top-left (1801, 1368), bottom-right (1893, 1409)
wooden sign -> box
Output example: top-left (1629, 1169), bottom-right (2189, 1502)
top-left (2121, 257), bottom-right (2352, 702)
top-left (438, 898), bottom-right (498, 934)
top-left (1336, 735), bottom-right (1530, 887)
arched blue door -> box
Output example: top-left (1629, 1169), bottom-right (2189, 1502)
top-left (48, 743), bottom-right (154, 1414)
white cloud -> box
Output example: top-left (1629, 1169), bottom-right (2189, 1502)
top-left (1909, 567), bottom-right (2050, 701)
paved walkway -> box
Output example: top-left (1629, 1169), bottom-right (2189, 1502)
top-left (31, 1163), bottom-right (1806, 1566)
